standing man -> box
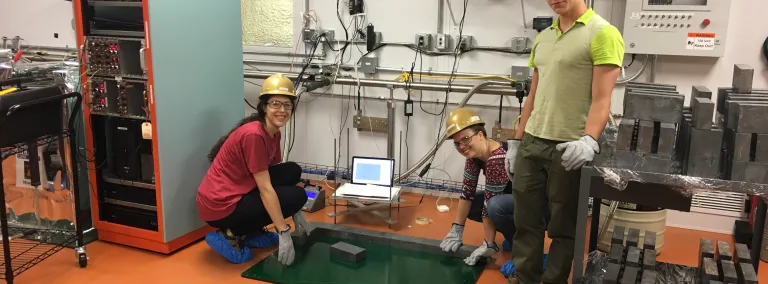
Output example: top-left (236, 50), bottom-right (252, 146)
top-left (504, 0), bottom-right (624, 283)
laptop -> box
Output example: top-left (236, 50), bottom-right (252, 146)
top-left (335, 156), bottom-right (400, 199)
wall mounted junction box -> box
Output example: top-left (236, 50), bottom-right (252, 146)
top-left (353, 114), bottom-right (388, 133)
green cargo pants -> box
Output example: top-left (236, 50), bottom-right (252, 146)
top-left (511, 133), bottom-right (581, 284)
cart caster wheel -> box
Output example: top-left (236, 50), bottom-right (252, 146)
top-left (78, 253), bottom-right (87, 268)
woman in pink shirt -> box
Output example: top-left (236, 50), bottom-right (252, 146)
top-left (196, 74), bottom-right (308, 265)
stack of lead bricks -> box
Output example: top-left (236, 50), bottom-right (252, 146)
top-left (699, 239), bottom-right (757, 284)
top-left (679, 85), bottom-right (723, 178)
top-left (716, 64), bottom-right (768, 183)
top-left (617, 82), bottom-right (683, 173)
top-left (604, 226), bottom-right (658, 284)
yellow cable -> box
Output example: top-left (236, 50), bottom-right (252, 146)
top-left (0, 88), bottom-right (18, 96)
top-left (395, 72), bottom-right (516, 83)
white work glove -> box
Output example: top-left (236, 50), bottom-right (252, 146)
top-left (440, 223), bottom-right (464, 252)
top-left (464, 240), bottom-right (499, 265)
top-left (505, 139), bottom-right (521, 180)
top-left (277, 227), bottom-right (295, 265)
top-left (555, 135), bottom-right (600, 171)
top-left (293, 211), bottom-right (309, 236)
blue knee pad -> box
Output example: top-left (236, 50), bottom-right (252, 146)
top-left (245, 231), bottom-right (279, 248)
top-left (500, 254), bottom-right (548, 278)
top-left (205, 231), bottom-right (254, 264)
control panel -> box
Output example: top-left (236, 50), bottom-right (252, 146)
top-left (302, 186), bottom-right (326, 213)
top-left (89, 77), bottom-right (149, 119)
top-left (622, 0), bottom-right (730, 57)
top-left (85, 36), bottom-right (147, 78)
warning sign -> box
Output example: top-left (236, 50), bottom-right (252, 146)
top-left (686, 32), bottom-right (716, 51)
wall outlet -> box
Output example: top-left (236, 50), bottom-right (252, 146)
top-left (415, 33), bottom-right (431, 50)
top-left (511, 37), bottom-right (529, 52)
top-left (435, 33), bottom-right (450, 51)
top-left (353, 115), bottom-right (388, 133)
top-left (457, 35), bottom-right (473, 51)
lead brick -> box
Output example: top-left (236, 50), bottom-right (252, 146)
top-left (686, 128), bottom-right (722, 178)
top-left (614, 150), bottom-right (676, 173)
top-left (738, 262), bottom-right (758, 284)
top-left (643, 249), bottom-right (656, 271)
top-left (720, 260), bottom-right (738, 284)
top-left (692, 97), bottom-right (715, 130)
top-left (640, 270), bottom-right (656, 284)
top-left (626, 81), bottom-right (677, 90)
top-left (612, 226), bottom-right (625, 245)
top-left (624, 92), bottom-right (684, 123)
top-left (732, 64), bottom-right (754, 93)
top-left (330, 242), bottom-right (367, 263)
top-left (733, 103), bottom-right (768, 134)
top-left (701, 258), bottom-right (719, 284)
top-left (626, 228), bottom-right (640, 247)
top-left (717, 87), bottom-right (731, 114)
top-left (636, 120), bottom-right (654, 153)
top-left (609, 243), bottom-right (624, 264)
top-left (604, 262), bottom-right (621, 284)
top-left (717, 240), bottom-right (732, 261)
top-left (699, 239), bottom-right (715, 269)
top-left (730, 161), bottom-right (768, 184)
top-left (643, 231), bottom-right (657, 250)
top-left (679, 116), bottom-right (692, 172)
top-left (620, 266), bottom-right (638, 284)
top-left (626, 246), bottom-right (641, 267)
top-left (756, 134), bottom-right (768, 163)
top-left (617, 119), bottom-right (635, 151)
top-left (692, 85), bottom-right (713, 101)
top-left (734, 243), bottom-right (751, 264)
top-left (658, 122), bottom-right (676, 155)
top-left (725, 129), bottom-right (751, 163)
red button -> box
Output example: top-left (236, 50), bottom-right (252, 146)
top-left (702, 19), bottom-right (711, 27)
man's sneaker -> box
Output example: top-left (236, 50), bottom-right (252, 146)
top-left (244, 228), bottom-right (279, 248)
top-left (205, 230), bottom-right (254, 264)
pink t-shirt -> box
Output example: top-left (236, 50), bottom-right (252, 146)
top-left (196, 121), bottom-right (282, 221)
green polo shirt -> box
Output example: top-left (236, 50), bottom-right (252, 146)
top-left (525, 9), bottom-right (625, 141)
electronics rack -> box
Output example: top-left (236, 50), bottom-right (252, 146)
top-left (73, 0), bottom-right (246, 253)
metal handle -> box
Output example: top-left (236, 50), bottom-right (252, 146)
top-left (139, 47), bottom-right (147, 72)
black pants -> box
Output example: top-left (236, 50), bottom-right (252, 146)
top-left (206, 162), bottom-right (307, 236)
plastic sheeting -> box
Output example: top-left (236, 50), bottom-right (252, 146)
top-left (590, 124), bottom-right (768, 200)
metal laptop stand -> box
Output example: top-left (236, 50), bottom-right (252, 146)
top-left (328, 186), bottom-right (404, 226)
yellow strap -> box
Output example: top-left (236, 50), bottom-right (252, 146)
top-left (0, 88), bottom-right (18, 96)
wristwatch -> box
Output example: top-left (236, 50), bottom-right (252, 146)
top-left (277, 224), bottom-right (292, 234)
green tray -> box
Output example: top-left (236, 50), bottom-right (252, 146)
top-left (242, 223), bottom-right (487, 284)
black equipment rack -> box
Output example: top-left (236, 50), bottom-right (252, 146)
top-left (0, 84), bottom-right (87, 283)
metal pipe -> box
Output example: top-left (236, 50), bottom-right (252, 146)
top-left (437, 0), bottom-right (445, 34)
top-left (387, 87), bottom-right (396, 159)
top-left (19, 45), bottom-right (77, 53)
top-left (649, 55), bottom-right (658, 83)
top-left (243, 50), bottom-right (324, 60)
top-left (393, 80), bottom-right (508, 183)
top-left (243, 59), bottom-right (513, 78)
top-left (244, 71), bottom-right (517, 96)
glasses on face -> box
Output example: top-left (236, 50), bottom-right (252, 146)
top-left (267, 100), bottom-right (293, 110)
top-left (453, 132), bottom-right (480, 148)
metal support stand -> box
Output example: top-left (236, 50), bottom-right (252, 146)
top-left (386, 87), bottom-right (396, 159)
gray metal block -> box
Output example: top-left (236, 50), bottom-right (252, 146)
top-left (725, 129), bottom-right (752, 163)
top-left (612, 226), bottom-right (626, 244)
top-left (626, 246), bottom-right (641, 267)
top-left (609, 243), bottom-right (624, 264)
top-left (626, 228), bottom-right (640, 247)
top-left (617, 119), bottom-right (635, 151)
top-left (643, 249), bottom-right (656, 270)
top-left (700, 239), bottom-right (715, 269)
top-left (643, 231), bottom-right (657, 250)
top-left (658, 122), bottom-right (676, 155)
top-left (732, 64), bottom-right (754, 93)
top-left (620, 266), bottom-right (638, 284)
top-left (720, 260), bottom-right (738, 284)
top-left (627, 81), bottom-right (677, 91)
top-left (734, 243), bottom-right (751, 264)
top-left (330, 241), bottom-right (367, 263)
top-left (614, 150), bottom-right (676, 173)
top-left (725, 101), bottom-right (768, 131)
top-left (733, 103), bottom-right (768, 134)
top-left (738, 262), bottom-right (758, 284)
top-left (686, 128), bottom-right (723, 178)
top-left (679, 116), bottom-right (692, 172)
top-left (623, 92), bottom-right (684, 123)
top-left (757, 134), bottom-right (768, 163)
top-left (692, 97), bottom-right (715, 130)
top-left (717, 240), bottom-right (732, 261)
top-left (692, 85), bottom-right (713, 100)
top-left (636, 120), bottom-right (655, 153)
top-left (604, 262), bottom-right (621, 284)
top-left (717, 87), bottom-right (731, 114)
top-left (640, 270), bottom-right (656, 284)
top-left (730, 161), bottom-right (768, 184)
top-left (701, 257), bottom-right (719, 283)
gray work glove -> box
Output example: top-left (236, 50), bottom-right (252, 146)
top-left (464, 240), bottom-right (499, 265)
top-left (293, 211), bottom-right (309, 236)
top-left (277, 228), bottom-right (295, 265)
top-left (440, 223), bottom-right (464, 252)
top-left (555, 135), bottom-right (600, 171)
top-left (505, 139), bottom-right (521, 180)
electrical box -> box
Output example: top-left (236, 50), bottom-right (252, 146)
top-left (457, 35), bottom-right (473, 52)
top-left (360, 56), bottom-right (378, 74)
top-left (621, 0), bottom-right (731, 57)
top-left (511, 37), bottom-right (529, 53)
top-left (510, 66), bottom-right (531, 82)
top-left (415, 34), bottom-right (431, 50)
top-left (435, 34), bottom-right (450, 51)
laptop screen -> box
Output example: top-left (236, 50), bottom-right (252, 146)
top-left (351, 156), bottom-right (394, 187)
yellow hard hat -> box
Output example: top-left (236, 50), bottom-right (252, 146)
top-left (260, 73), bottom-right (296, 97)
top-left (445, 107), bottom-right (484, 139)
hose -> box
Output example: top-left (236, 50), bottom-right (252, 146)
top-left (393, 80), bottom-right (510, 183)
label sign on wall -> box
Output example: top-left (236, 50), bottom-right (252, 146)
top-left (686, 32), bottom-right (716, 51)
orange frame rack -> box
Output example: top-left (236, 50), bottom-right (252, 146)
top-left (72, 0), bottom-right (247, 253)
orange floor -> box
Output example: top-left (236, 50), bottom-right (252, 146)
top-left (11, 192), bottom-right (768, 284)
